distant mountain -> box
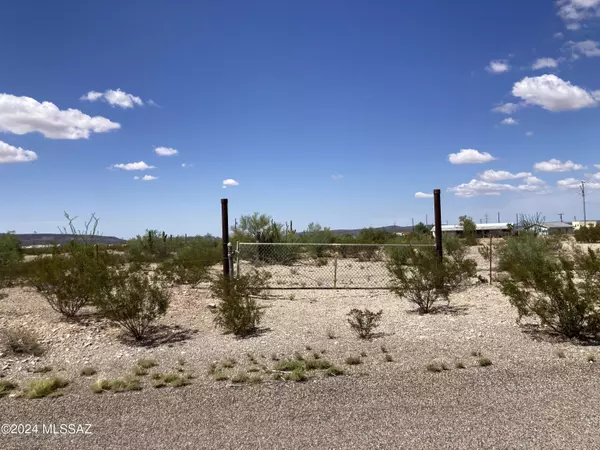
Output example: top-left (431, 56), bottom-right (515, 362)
top-left (6, 234), bottom-right (126, 247)
top-left (329, 225), bottom-right (415, 237)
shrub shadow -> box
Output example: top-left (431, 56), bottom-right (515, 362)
top-left (405, 304), bottom-right (470, 316)
top-left (231, 327), bottom-right (271, 340)
top-left (520, 323), bottom-right (600, 346)
top-left (120, 324), bottom-right (199, 348)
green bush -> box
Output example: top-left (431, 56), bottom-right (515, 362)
top-left (30, 244), bottom-right (111, 318)
top-left (94, 270), bottom-right (170, 340)
top-left (0, 232), bottom-right (23, 288)
top-left (574, 226), bottom-right (600, 243)
top-left (347, 308), bottom-right (383, 339)
top-left (209, 270), bottom-right (271, 336)
top-left (387, 242), bottom-right (476, 314)
top-left (158, 239), bottom-right (221, 285)
top-left (498, 237), bottom-right (600, 338)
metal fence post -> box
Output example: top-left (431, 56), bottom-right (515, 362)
top-left (235, 241), bottom-right (240, 278)
top-left (434, 189), bottom-right (443, 261)
top-left (221, 198), bottom-right (230, 278)
top-left (333, 246), bottom-right (339, 288)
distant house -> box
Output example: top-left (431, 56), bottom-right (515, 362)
top-left (572, 221), bottom-right (598, 231)
top-left (433, 223), bottom-right (512, 239)
top-left (519, 222), bottom-right (573, 236)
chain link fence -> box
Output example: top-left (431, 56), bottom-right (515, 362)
top-left (235, 242), bottom-right (436, 289)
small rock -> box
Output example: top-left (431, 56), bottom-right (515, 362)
top-left (207, 303), bottom-right (217, 309)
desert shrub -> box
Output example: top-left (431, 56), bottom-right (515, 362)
top-left (25, 377), bottom-right (68, 399)
top-left (1, 327), bottom-right (45, 356)
top-left (499, 240), bottom-right (600, 339)
top-left (94, 270), bottom-right (170, 340)
top-left (209, 270), bottom-right (271, 335)
top-left (347, 308), bottom-right (383, 339)
top-left (301, 223), bottom-right (335, 258)
top-left (29, 242), bottom-right (111, 318)
top-left (158, 239), bottom-right (221, 285)
top-left (574, 226), bottom-right (600, 243)
top-left (387, 242), bottom-right (476, 314)
top-left (459, 216), bottom-right (477, 246)
top-left (0, 232), bottom-right (23, 288)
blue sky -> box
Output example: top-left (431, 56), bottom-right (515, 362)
top-left (2, 0), bottom-right (600, 238)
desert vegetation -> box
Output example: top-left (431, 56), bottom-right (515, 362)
top-left (1, 210), bottom-right (600, 403)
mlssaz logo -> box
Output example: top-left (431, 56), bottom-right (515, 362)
top-left (42, 424), bottom-right (92, 435)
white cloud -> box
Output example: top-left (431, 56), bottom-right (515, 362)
top-left (181, 163), bottom-right (193, 168)
top-left (533, 158), bottom-right (586, 172)
top-left (448, 176), bottom-right (548, 197)
top-left (81, 91), bottom-right (103, 101)
top-left (222, 178), bottom-right (239, 188)
top-left (448, 180), bottom-right (515, 197)
top-left (155, 146), bottom-right (178, 156)
top-left (557, 0), bottom-right (600, 29)
top-left (555, 31), bottom-right (565, 39)
top-left (448, 149), bottom-right (497, 165)
top-left (526, 131), bottom-right (534, 137)
top-left (512, 74), bottom-right (598, 112)
top-left (569, 40), bottom-right (600, 57)
top-left (80, 88), bottom-right (144, 108)
top-left (332, 174), bottom-right (344, 180)
top-left (486, 60), bottom-right (510, 73)
top-left (478, 170), bottom-right (531, 182)
top-left (595, 164), bottom-right (600, 169)
top-left (557, 177), bottom-right (600, 189)
top-left (492, 103), bottom-right (521, 114)
top-left (532, 58), bottom-right (559, 70)
top-left (112, 161), bottom-right (156, 171)
top-left (414, 192), bottom-right (433, 199)
top-left (501, 117), bottom-right (518, 125)
top-left (0, 94), bottom-right (120, 139)
top-left (134, 175), bottom-right (157, 181)
top-left (0, 140), bottom-right (37, 163)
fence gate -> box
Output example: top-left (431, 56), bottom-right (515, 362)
top-left (235, 242), bottom-right (436, 289)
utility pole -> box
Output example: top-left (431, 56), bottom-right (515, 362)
top-left (579, 181), bottom-right (587, 227)
top-left (558, 213), bottom-right (563, 222)
top-left (412, 218), bottom-right (414, 232)
top-left (484, 213), bottom-right (489, 224)
top-left (497, 212), bottom-right (500, 223)
top-left (426, 214), bottom-right (428, 226)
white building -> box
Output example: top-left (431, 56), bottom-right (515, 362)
top-left (572, 221), bottom-right (597, 231)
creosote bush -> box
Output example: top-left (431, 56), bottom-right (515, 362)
top-left (30, 243), bottom-right (111, 319)
top-left (498, 235), bottom-right (600, 339)
top-left (347, 308), bottom-right (383, 339)
top-left (95, 270), bottom-right (170, 341)
top-left (209, 270), bottom-right (271, 336)
top-left (387, 239), bottom-right (476, 314)
top-left (158, 239), bottom-right (221, 285)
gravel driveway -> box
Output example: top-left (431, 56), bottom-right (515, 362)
top-left (2, 361), bottom-right (600, 450)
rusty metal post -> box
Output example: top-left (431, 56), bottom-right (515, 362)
top-left (434, 189), bottom-right (443, 261)
top-left (221, 199), bottom-right (230, 278)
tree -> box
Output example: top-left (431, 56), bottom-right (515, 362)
top-left (232, 213), bottom-right (284, 243)
top-left (301, 223), bottom-right (335, 258)
top-left (459, 215), bottom-right (477, 245)
top-left (413, 222), bottom-right (432, 234)
top-left (518, 213), bottom-right (546, 236)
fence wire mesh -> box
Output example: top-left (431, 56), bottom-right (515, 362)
top-left (235, 242), bottom-right (436, 289)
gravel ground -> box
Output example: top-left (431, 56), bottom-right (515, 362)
top-left (1, 245), bottom-right (600, 448)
